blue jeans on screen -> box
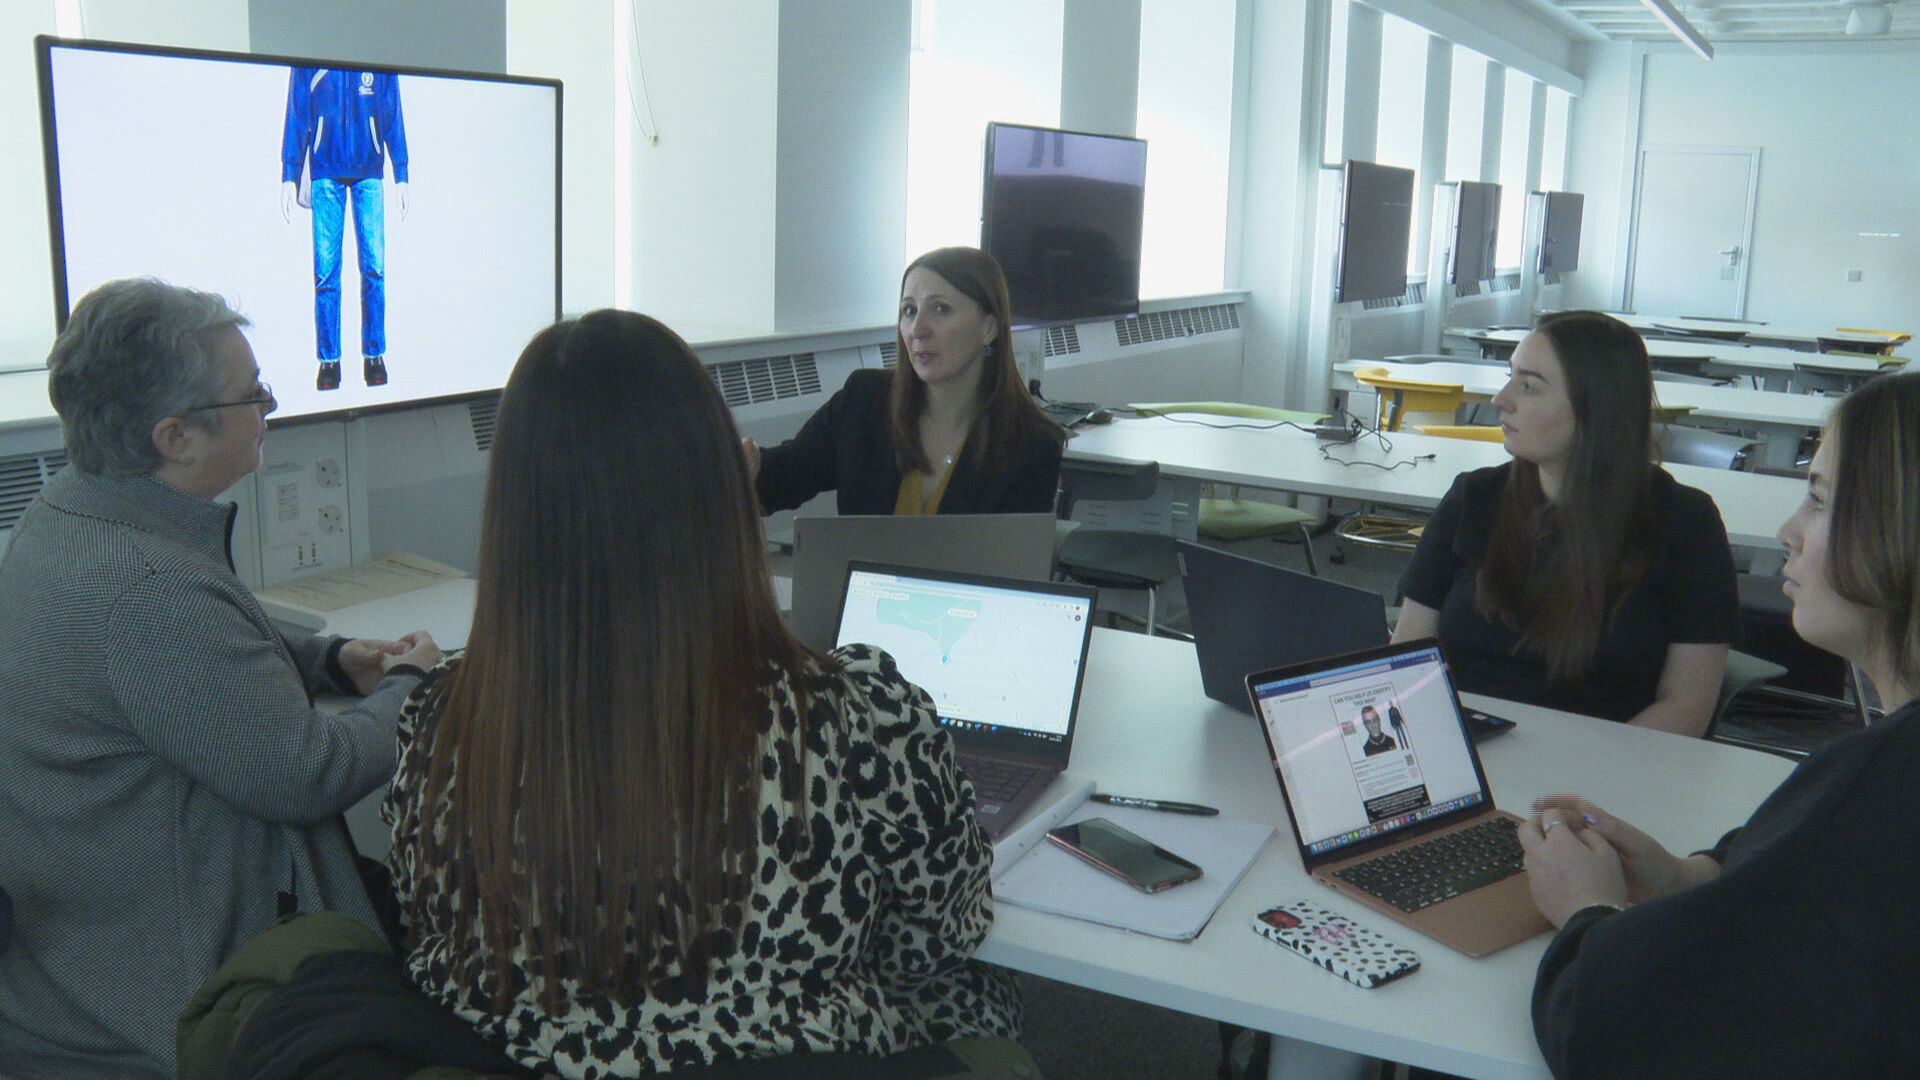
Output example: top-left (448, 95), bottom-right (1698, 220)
top-left (310, 177), bottom-right (386, 361)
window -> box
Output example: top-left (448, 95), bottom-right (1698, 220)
top-left (904, 0), bottom-right (1063, 263)
top-left (1375, 12), bottom-right (1429, 274)
top-left (1494, 66), bottom-right (1534, 271)
top-left (1539, 87), bottom-right (1570, 194)
top-left (1136, 0), bottom-right (1236, 297)
top-left (1445, 45), bottom-right (1488, 182)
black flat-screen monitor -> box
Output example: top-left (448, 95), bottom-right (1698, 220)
top-left (1335, 160), bottom-right (1414, 304)
top-left (1537, 191), bottom-right (1585, 276)
top-left (36, 36), bottom-right (561, 425)
top-left (1448, 181), bottom-right (1501, 284)
top-left (981, 121), bottom-right (1146, 329)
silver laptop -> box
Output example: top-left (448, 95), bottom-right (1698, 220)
top-left (789, 512), bottom-right (1057, 652)
top-left (835, 561), bottom-right (1097, 840)
top-left (1246, 639), bottom-right (1550, 956)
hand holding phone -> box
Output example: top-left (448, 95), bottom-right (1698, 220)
top-left (1253, 901), bottom-right (1420, 988)
top-left (1046, 817), bottom-right (1203, 893)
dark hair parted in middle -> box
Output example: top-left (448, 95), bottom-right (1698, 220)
top-left (1476, 309), bottom-right (1658, 684)
top-left (888, 246), bottom-right (1063, 476)
top-left (410, 309), bottom-right (817, 1010)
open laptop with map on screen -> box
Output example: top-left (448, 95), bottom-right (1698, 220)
top-left (834, 561), bottom-right (1098, 839)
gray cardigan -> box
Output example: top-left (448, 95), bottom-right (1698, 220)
top-left (0, 468), bottom-right (421, 1080)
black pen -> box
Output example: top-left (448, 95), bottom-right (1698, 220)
top-left (1090, 793), bottom-right (1220, 816)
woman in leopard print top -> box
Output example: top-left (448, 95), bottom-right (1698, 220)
top-left (381, 310), bottom-right (1018, 1076)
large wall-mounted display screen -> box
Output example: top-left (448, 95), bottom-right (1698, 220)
top-left (1335, 160), bottom-right (1415, 305)
top-left (982, 121), bottom-right (1146, 329)
top-left (37, 36), bottom-right (561, 424)
top-left (1449, 181), bottom-right (1501, 285)
top-left (1537, 190), bottom-right (1585, 276)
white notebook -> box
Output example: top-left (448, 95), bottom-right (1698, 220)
top-left (990, 782), bottom-right (1275, 942)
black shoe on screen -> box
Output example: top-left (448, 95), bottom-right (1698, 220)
top-left (363, 356), bottom-right (388, 387)
top-left (316, 361), bottom-right (341, 391)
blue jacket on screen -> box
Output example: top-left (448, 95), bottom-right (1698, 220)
top-left (281, 68), bottom-right (409, 184)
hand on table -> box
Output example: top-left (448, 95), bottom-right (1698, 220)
top-left (1518, 806), bottom-right (1628, 928)
top-left (1531, 796), bottom-right (1719, 904)
top-left (338, 631), bottom-right (443, 695)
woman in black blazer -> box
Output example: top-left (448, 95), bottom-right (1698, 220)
top-left (749, 247), bottom-right (1065, 516)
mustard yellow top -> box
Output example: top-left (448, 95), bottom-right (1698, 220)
top-left (893, 464), bottom-right (957, 515)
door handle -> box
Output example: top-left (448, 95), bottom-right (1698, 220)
top-left (1719, 246), bottom-right (1742, 267)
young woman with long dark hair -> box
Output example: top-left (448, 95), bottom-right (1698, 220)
top-left (1392, 310), bottom-right (1740, 734)
top-left (1519, 370), bottom-right (1920, 1077)
top-left (383, 310), bottom-right (1018, 1076)
top-left (748, 246), bottom-right (1065, 515)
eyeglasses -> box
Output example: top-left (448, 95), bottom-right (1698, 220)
top-left (187, 382), bottom-right (278, 414)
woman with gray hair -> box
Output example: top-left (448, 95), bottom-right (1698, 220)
top-left (0, 278), bottom-right (441, 1080)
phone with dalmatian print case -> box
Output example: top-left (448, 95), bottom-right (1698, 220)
top-left (1253, 901), bottom-right (1420, 989)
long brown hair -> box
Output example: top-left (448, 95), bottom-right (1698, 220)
top-left (1476, 310), bottom-right (1657, 684)
top-left (888, 246), bottom-right (1064, 475)
top-left (409, 310), bottom-right (817, 1011)
top-left (1826, 370), bottom-right (1920, 695)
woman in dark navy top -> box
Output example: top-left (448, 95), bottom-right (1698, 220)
top-left (1518, 371), bottom-right (1920, 1079)
top-left (1393, 310), bottom-right (1738, 734)
top-left (748, 247), bottom-right (1065, 517)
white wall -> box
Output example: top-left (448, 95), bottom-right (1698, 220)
top-left (624, 0), bottom-right (779, 336)
top-left (507, 0), bottom-right (615, 316)
top-left (2, 2), bottom-right (61, 370)
top-left (1633, 44), bottom-right (1920, 332)
top-left (1559, 40), bottom-right (1639, 312)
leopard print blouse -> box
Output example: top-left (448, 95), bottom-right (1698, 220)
top-left (382, 644), bottom-right (1020, 1077)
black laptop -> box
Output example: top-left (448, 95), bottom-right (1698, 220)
top-left (1177, 540), bottom-right (1514, 739)
top-left (833, 561), bottom-right (1098, 839)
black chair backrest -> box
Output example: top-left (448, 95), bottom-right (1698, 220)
top-left (1057, 458), bottom-right (1160, 514)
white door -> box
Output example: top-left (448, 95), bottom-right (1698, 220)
top-left (1626, 146), bottom-right (1760, 319)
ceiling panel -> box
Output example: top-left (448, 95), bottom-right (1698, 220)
top-left (1515, 0), bottom-right (1920, 43)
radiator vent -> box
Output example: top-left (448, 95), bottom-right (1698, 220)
top-left (1361, 282), bottom-right (1426, 311)
top-left (1044, 324), bottom-right (1082, 357)
top-left (1113, 303), bottom-right (1239, 348)
top-left (1453, 281), bottom-right (1482, 298)
top-left (878, 341), bottom-right (898, 367)
top-left (1491, 272), bottom-right (1521, 293)
top-left (708, 352), bottom-right (823, 408)
top-left (468, 397), bottom-right (499, 453)
top-left (0, 449), bottom-right (68, 531)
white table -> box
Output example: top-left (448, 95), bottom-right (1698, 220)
top-left (1600, 312), bottom-right (1893, 353)
top-left (985, 629), bottom-right (1795, 1079)
top-left (301, 584), bottom-right (1798, 1080)
top-left (1457, 328), bottom-right (1900, 390)
top-left (1333, 360), bottom-right (1831, 470)
top-left (1064, 414), bottom-right (1801, 552)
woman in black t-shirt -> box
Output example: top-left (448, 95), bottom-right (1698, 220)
top-left (1391, 310), bottom-right (1738, 734)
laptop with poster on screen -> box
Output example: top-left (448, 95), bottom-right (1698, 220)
top-left (1246, 639), bottom-right (1550, 955)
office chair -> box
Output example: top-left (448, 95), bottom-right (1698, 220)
top-left (1131, 401), bottom-right (1326, 575)
top-left (1055, 457), bottom-right (1197, 636)
top-left (1412, 424), bottom-right (1503, 441)
top-left (1658, 426), bottom-right (1758, 471)
top-left (1790, 356), bottom-right (1894, 396)
top-left (1350, 367), bottom-right (1466, 431)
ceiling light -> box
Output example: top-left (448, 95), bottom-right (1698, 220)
top-left (1639, 0), bottom-right (1715, 60)
top-left (1847, 4), bottom-right (1893, 35)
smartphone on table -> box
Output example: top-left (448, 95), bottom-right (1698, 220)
top-left (1045, 816), bottom-right (1203, 893)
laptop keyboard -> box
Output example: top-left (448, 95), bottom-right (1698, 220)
top-left (961, 756), bottom-right (1037, 804)
top-left (1332, 817), bottom-right (1524, 913)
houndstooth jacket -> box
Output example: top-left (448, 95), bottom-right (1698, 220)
top-left (0, 467), bottom-right (422, 1080)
